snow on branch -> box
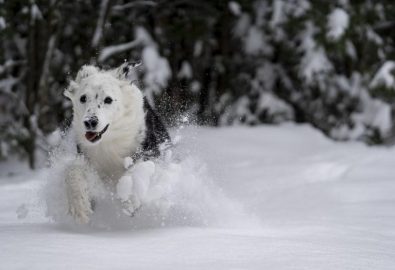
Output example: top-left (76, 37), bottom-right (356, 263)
top-left (0, 60), bottom-right (26, 75)
top-left (0, 16), bottom-right (6, 30)
top-left (92, 0), bottom-right (110, 47)
top-left (31, 4), bottom-right (43, 21)
top-left (0, 77), bottom-right (19, 94)
top-left (299, 22), bottom-right (332, 82)
top-left (98, 27), bottom-right (153, 62)
top-left (370, 61), bottom-right (395, 89)
top-left (98, 39), bottom-right (141, 62)
top-left (39, 35), bottom-right (56, 90)
top-left (112, 1), bottom-right (157, 11)
top-left (326, 8), bottom-right (349, 41)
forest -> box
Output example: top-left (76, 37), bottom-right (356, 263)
top-left (1, 0), bottom-right (395, 168)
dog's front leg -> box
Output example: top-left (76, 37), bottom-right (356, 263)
top-left (116, 160), bottom-right (156, 216)
top-left (65, 162), bottom-right (93, 224)
top-left (117, 173), bottom-right (141, 216)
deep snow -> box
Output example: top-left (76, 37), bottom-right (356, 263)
top-left (1, 124), bottom-right (395, 269)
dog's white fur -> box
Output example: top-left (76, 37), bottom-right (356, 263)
top-left (64, 65), bottom-right (147, 223)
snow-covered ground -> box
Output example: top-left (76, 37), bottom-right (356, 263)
top-left (1, 124), bottom-right (395, 269)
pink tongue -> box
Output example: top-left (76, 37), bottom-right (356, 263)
top-left (85, 132), bottom-right (98, 141)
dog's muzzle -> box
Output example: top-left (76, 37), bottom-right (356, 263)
top-left (84, 116), bottom-right (99, 130)
top-left (85, 124), bottom-right (109, 143)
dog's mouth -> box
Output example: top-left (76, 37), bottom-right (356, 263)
top-left (85, 124), bottom-right (109, 143)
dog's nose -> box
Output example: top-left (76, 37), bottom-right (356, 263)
top-left (84, 117), bottom-right (98, 130)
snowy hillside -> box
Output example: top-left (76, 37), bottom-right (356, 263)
top-left (1, 125), bottom-right (395, 269)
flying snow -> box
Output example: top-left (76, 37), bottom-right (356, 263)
top-left (42, 125), bottom-right (256, 230)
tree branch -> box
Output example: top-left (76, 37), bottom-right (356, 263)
top-left (98, 39), bottom-right (141, 62)
top-left (112, 1), bottom-right (157, 11)
top-left (92, 0), bottom-right (112, 48)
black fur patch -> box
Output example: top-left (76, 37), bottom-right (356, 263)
top-left (137, 98), bottom-right (171, 160)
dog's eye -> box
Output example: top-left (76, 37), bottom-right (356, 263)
top-left (80, 95), bottom-right (87, 104)
top-left (104, 97), bottom-right (113, 104)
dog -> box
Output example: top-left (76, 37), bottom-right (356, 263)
top-left (63, 63), bottom-right (171, 224)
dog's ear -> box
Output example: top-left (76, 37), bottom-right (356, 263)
top-left (64, 80), bottom-right (78, 99)
top-left (114, 61), bottom-right (141, 81)
top-left (75, 65), bottom-right (98, 83)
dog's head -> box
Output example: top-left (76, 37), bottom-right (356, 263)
top-left (64, 64), bottom-right (143, 146)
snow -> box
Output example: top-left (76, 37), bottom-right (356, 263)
top-left (0, 76), bottom-right (19, 93)
top-left (228, 1), bottom-right (241, 16)
top-left (233, 13), bottom-right (251, 38)
top-left (116, 175), bottom-right (134, 201)
top-left (98, 27), bottom-right (151, 62)
top-left (355, 97), bottom-right (392, 136)
top-left (142, 46), bottom-right (172, 100)
top-left (224, 96), bottom-right (256, 124)
top-left (301, 47), bottom-right (332, 83)
top-left (267, 0), bottom-right (311, 41)
top-left (220, 90), bottom-right (293, 126)
top-left (112, 1), bottom-right (157, 11)
top-left (91, 0), bottom-right (110, 47)
top-left (98, 26), bottom-right (172, 103)
top-left (299, 22), bottom-right (332, 82)
top-left (1, 125), bottom-right (395, 269)
top-left (98, 40), bottom-right (141, 63)
top-left (190, 80), bottom-right (201, 93)
top-left (330, 73), bottom-right (392, 140)
top-left (345, 40), bottom-right (357, 60)
top-left (0, 16), bottom-right (5, 30)
top-left (177, 61), bottom-right (192, 80)
top-left (127, 160), bottom-right (154, 200)
top-left (193, 40), bottom-right (203, 57)
top-left (370, 61), bottom-right (395, 89)
top-left (244, 26), bottom-right (272, 56)
top-left (332, 96), bottom-right (392, 141)
top-left (134, 26), bottom-right (154, 45)
top-left (326, 8), bottom-right (349, 41)
top-left (257, 92), bottom-right (294, 122)
top-left (366, 27), bottom-right (383, 45)
top-left (270, 0), bottom-right (284, 27)
top-left (30, 4), bottom-right (43, 21)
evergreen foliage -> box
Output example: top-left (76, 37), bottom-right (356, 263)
top-left (1, 0), bottom-right (394, 167)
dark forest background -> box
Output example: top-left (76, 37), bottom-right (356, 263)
top-left (1, 0), bottom-right (395, 168)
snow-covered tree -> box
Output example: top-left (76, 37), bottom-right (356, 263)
top-left (1, 0), bottom-right (395, 167)
top-left (222, 0), bottom-right (395, 143)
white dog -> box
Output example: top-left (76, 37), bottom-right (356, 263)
top-left (63, 63), bottom-right (170, 224)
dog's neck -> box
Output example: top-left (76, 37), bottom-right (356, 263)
top-left (79, 121), bottom-right (146, 181)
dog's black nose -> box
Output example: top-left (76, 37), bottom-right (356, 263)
top-left (84, 117), bottom-right (98, 129)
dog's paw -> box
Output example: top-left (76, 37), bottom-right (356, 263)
top-left (68, 196), bottom-right (93, 224)
top-left (121, 196), bottom-right (141, 217)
